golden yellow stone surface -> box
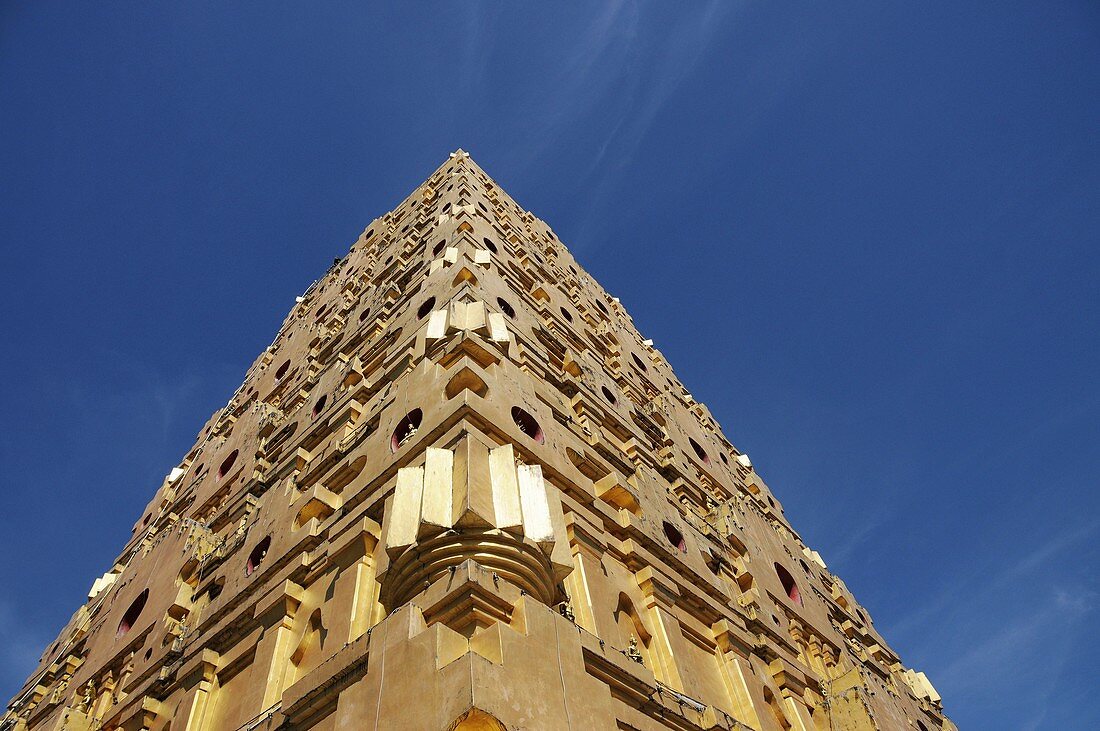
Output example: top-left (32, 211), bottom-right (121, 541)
top-left (3, 151), bottom-right (953, 731)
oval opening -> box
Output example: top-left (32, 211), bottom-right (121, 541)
top-left (312, 394), bottom-right (327, 418)
top-left (246, 536), bottom-right (271, 577)
top-left (117, 589), bottom-right (149, 638)
top-left (497, 297), bottom-right (515, 318)
top-left (433, 240), bottom-right (446, 256)
top-left (274, 360), bottom-right (291, 380)
top-left (663, 521), bottom-right (687, 553)
top-left (217, 450), bottom-right (239, 480)
top-left (391, 409), bottom-right (423, 452)
top-left (417, 297), bottom-right (436, 320)
top-left (775, 564), bottom-right (802, 605)
top-left (601, 385), bottom-right (617, 404)
top-left (559, 306), bottom-right (573, 323)
top-left (631, 353), bottom-right (648, 372)
top-left (596, 300), bottom-right (609, 315)
top-left (359, 307), bottom-right (372, 322)
top-left (511, 406), bottom-right (544, 444)
top-left (688, 437), bottom-right (711, 465)
top-left (483, 237), bottom-right (498, 253)
top-left (204, 577), bottom-right (225, 603)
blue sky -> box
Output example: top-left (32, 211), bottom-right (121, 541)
top-left (1, 3), bottom-right (1097, 728)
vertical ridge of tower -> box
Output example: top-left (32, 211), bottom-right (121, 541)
top-left (5, 150), bottom-right (953, 731)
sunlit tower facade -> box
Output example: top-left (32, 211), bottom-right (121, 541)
top-left (4, 152), bottom-right (952, 731)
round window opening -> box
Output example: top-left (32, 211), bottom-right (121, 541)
top-left (433, 240), bottom-right (446, 256)
top-left (483, 237), bottom-right (498, 254)
top-left (775, 564), bottom-right (802, 605)
top-left (497, 297), bottom-right (515, 318)
top-left (117, 589), bottom-right (149, 638)
top-left (217, 450), bottom-right (239, 480)
top-left (274, 360), bottom-right (291, 380)
top-left (511, 406), bottom-right (544, 444)
top-left (359, 307), bottom-right (372, 323)
top-left (663, 521), bottom-right (687, 553)
top-left (417, 297), bottom-right (436, 320)
top-left (391, 409), bottom-right (423, 452)
top-left (312, 394), bottom-right (327, 418)
top-left (688, 437), bottom-right (711, 465)
top-left (246, 536), bottom-right (271, 576)
top-left (559, 307), bottom-right (574, 323)
top-left (631, 353), bottom-right (648, 372)
top-left (601, 386), bottom-right (617, 405)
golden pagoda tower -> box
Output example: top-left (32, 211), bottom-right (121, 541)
top-left (4, 151), bottom-right (953, 731)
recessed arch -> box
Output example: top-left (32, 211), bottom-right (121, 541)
top-left (246, 536), bottom-right (271, 576)
top-left (775, 563), bottom-right (802, 605)
top-left (217, 450), bottom-right (239, 480)
top-left (448, 709), bottom-right (508, 731)
top-left (663, 521), bottom-right (687, 553)
top-left (688, 437), bottom-right (711, 465)
top-left (567, 447), bottom-right (610, 481)
top-left (452, 267), bottom-right (478, 286)
top-left (727, 534), bottom-right (748, 557)
top-left (445, 368), bottom-right (489, 399)
top-left (391, 409), bottom-right (423, 452)
top-left (117, 589), bottom-right (149, 638)
top-left (511, 406), bottom-right (544, 444)
top-left (613, 593), bottom-right (653, 669)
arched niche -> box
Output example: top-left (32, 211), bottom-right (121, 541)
top-left (448, 709), bottom-right (508, 731)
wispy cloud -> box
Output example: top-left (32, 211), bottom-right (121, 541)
top-left (934, 587), bottom-right (1095, 731)
top-left (882, 519), bottom-right (1099, 727)
top-left (890, 520), bottom-right (1099, 640)
top-left (822, 507), bottom-right (895, 566)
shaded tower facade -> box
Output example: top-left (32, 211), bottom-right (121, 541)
top-left (5, 152), bottom-right (953, 731)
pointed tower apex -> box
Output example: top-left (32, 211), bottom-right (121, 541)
top-left (5, 155), bottom-right (954, 731)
